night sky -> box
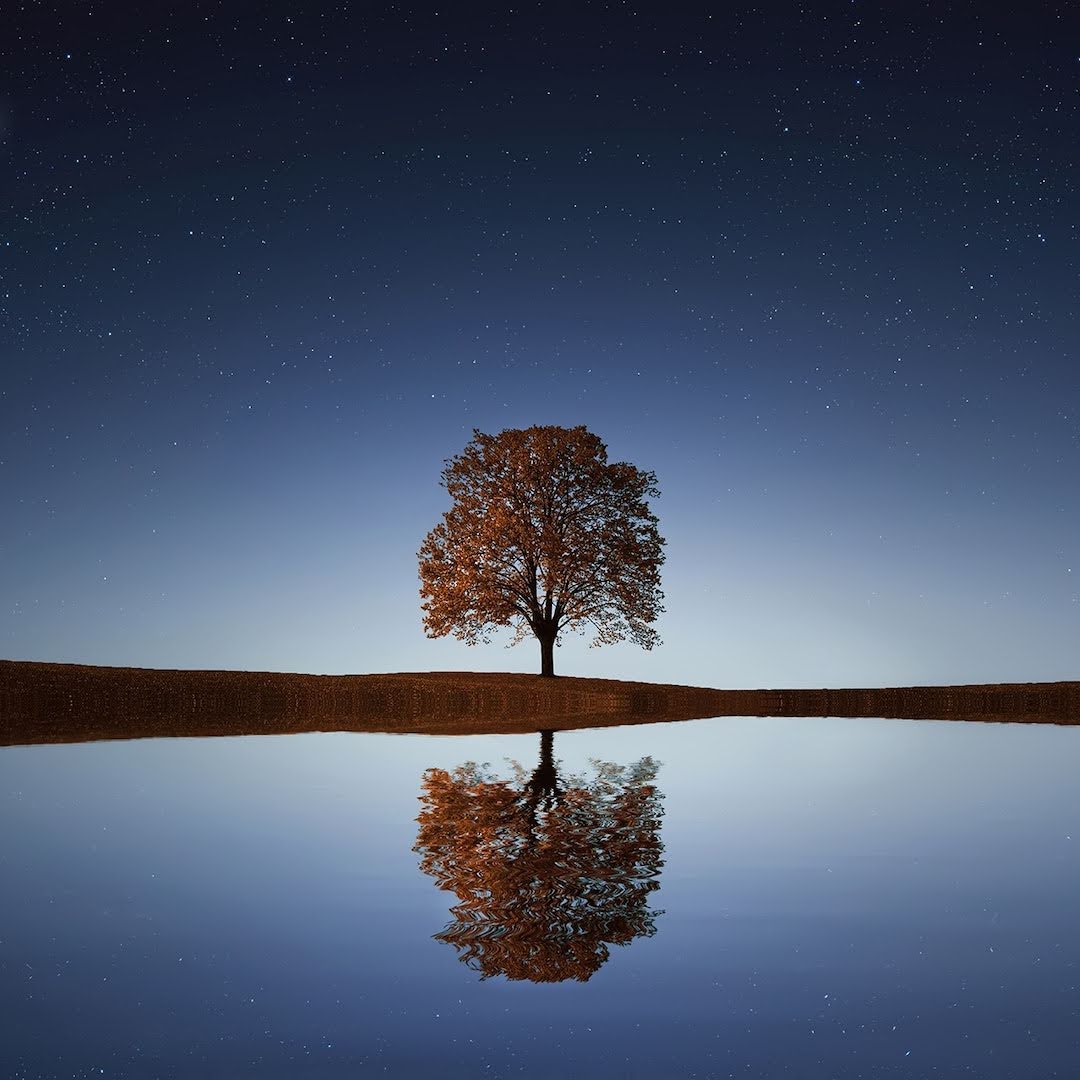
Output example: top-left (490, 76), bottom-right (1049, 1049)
top-left (3, 2), bottom-right (1077, 687)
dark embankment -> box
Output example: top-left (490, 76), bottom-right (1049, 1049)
top-left (1, 660), bottom-right (1078, 746)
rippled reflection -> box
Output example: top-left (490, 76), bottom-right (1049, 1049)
top-left (414, 730), bottom-right (665, 982)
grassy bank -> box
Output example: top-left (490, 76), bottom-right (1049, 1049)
top-left (2, 660), bottom-right (1078, 746)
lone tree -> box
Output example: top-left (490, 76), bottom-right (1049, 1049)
top-left (418, 425), bottom-right (665, 676)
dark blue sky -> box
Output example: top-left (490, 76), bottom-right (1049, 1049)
top-left (3, 2), bottom-right (1077, 685)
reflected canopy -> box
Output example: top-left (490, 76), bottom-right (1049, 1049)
top-left (414, 730), bottom-right (665, 982)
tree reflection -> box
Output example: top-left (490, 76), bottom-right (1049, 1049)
top-left (414, 730), bottom-right (664, 982)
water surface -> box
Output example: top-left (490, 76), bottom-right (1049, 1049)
top-left (3, 715), bottom-right (1078, 1078)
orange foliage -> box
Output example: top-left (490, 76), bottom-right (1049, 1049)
top-left (418, 425), bottom-right (665, 675)
top-left (414, 733), bottom-right (664, 982)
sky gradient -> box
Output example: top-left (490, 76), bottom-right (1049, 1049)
top-left (2, 2), bottom-right (1077, 686)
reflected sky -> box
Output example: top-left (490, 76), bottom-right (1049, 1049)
top-left (2, 716), bottom-right (1079, 1077)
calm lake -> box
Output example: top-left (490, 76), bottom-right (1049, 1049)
top-left (3, 714), bottom-right (1079, 1078)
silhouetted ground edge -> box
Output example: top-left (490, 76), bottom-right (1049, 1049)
top-left (1, 660), bottom-right (1078, 746)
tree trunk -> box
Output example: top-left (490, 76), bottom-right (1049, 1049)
top-left (538, 631), bottom-right (556, 677)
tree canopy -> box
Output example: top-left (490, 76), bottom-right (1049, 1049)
top-left (418, 425), bottom-right (665, 675)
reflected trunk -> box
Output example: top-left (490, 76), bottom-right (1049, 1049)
top-left (525, 729), bottom-right (560, 807)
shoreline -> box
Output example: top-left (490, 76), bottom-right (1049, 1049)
top-left (1, 659), bottom-right (1078, 745)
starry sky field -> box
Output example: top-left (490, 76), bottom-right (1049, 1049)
top-left (2, 2), bottom-right (1077, 687)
